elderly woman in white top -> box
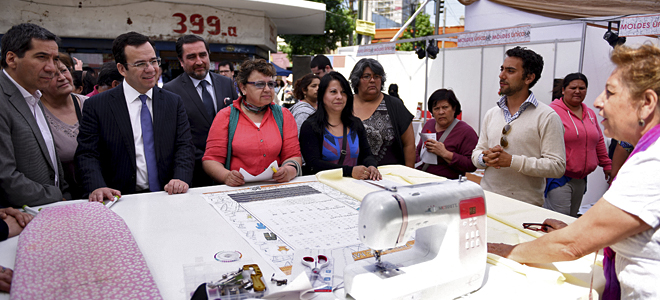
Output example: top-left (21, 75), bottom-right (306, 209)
top-left (488, 44), bottom-right (660, 299)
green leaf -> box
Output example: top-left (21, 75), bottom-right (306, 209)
top-left (279, 0), bottom-right (356, 56)
top-left (395, 5), bottom-right (434, 51)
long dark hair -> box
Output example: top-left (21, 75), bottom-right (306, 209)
top-left (308, 72), bottom-right (357, 134)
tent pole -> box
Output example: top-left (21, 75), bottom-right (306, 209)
top-left (578, 21), bottom-right (587, 73)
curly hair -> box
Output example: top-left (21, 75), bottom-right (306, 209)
top-left (349, 58), bottom-right (387, 94)
top-left (294, 74), bottom-right (320, 100)
top-left (611, 44), bottom-right (660, 100)
top-left (506, 46), bottom-right (544, 88)
top-left (235, 59), bottom-right (276, 88)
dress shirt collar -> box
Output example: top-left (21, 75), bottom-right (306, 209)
top-left (3, 69), bottom-right (42, 104)
top-left (497, 91), bottom-right (538, 123)
top-left (189, 73), bottom-right (212, 88)
top-left (123, 80), bottom-right (153, 103)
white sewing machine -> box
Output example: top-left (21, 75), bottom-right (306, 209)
top-left (344, 178), bottom-right (487, 300)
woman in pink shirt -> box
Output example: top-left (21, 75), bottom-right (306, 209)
top-left (544, 73), bottom-right (612, 216)
top-left (203, 59), bottom-right (302, 186)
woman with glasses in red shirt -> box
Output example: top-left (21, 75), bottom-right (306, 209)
top-left (203, 59), bottom-right (302, 186)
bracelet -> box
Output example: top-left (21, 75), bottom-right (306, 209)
top-left (282, 159), bottom-right (302, 177)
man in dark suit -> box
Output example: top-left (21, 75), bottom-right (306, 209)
top-left (76, 32), bottom-right (195, 202)
top-left (163, 35), bottom-right (238, 187)
top-left (0, 23), bottom-right (70, 207)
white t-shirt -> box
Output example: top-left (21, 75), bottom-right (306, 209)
top-left (603, 138), bottom-right (660, 299)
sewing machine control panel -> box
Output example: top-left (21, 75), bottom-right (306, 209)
top-left (459, 197), bottom-right (486, 258)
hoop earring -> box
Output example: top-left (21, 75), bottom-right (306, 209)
top-left (639, 118), bottom-right (646, 127)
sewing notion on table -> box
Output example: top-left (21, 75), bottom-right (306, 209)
top-left (344, 178), bottom-right (488, 300)
top-left (191, 264), bottom-right (267, 300)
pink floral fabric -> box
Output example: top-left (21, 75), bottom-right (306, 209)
top-left (11, 202), bottom-right (162, 299)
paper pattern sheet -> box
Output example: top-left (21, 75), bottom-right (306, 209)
top-left (201, 182), bottom-right (365, 275)
top-left (242, 195), bottom-right (360, 250)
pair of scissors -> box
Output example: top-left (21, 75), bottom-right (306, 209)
top-left (302, 255), bottom-right (330, 283)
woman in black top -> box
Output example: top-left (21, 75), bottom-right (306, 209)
top-left (299, 72), bottom-right (381, 180)
top-left (350, 59), bottom-right (415, 167)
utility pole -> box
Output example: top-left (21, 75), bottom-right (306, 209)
top-left (411, 2), bottom-right (416, 38)
top-left (349, 0), bottom-right (355, 46)
top-left (357, 0), bottom-right (363, 45)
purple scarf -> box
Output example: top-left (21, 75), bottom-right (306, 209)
top-left (603, 123), bottom-right (660, 300)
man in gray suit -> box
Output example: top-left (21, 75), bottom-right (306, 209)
top-left (163, 35), bottom-right (238, 187)
top-left (0, 23), bottom-right (70, 207)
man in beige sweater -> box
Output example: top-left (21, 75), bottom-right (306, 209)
top-left (471, 47), bottom-right (565, 206)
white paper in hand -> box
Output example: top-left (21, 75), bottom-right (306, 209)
top-left (239, 160), bottom-right (278, 182)
top-left (420, 133), bottom-right (438, 164)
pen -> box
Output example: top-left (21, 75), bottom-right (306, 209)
top-left (271, 166), bottom-right (278, 173)
top-left (106, 195), bottom-right (120, 209)
top-left (22, 205), bottom-right (39, 216)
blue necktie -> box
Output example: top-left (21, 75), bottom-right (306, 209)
top-left (199, 80), bottom-right (216, 119)
top-left (139, 95), bottom-right (160, 192)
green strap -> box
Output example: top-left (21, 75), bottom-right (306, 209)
top-left (270, 103), bottom-right (284, 142)
top-left (225, 103), bottom-right (284, 170)
top-left (225, 104), bottom-right (240, 170)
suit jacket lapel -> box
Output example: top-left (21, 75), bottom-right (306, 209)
top-left (1, 73), bottom-right (55, 173)
top-left (108, 85), bottom-right (137, 169)
top-left (181, 75), bottom-right (213, 125)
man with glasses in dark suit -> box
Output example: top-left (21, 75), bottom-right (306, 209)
top-left (163, 35), bottom-right (238, 187)
top-left (471, 46), bottom-right (565, 206)
top-left (76, 32), bottom-right (195, 202)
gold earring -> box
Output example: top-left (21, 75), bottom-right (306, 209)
top-left (639, 118), bottom-right (646, 127)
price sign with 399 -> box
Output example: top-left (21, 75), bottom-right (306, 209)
top-left (172, 13), bottom-right (237, 36)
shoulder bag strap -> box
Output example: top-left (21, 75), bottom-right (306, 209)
top-left (225, 104), bottom-right (240, 170)
top-left (337, 125), bottom-right (348, 165)
top-left (438, 118), bottom-right (459, 143)
top-left (71, 94), bottom-right (83, 121)
top-left (269, 103), bottom-right (284, 141)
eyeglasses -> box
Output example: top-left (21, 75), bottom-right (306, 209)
top-left (247, 81), bottom-right (277, 89)
top-left (500, 124), bottom-right (511, 148)
top-left (361, 74), bottom-right (382, 81)
top-left (126, 57), bottom-right (161, 70)
top-left (522, 223), bottom-right (552, 232)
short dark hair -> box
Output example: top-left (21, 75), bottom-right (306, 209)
top-left (310, 55), bottom-right (332, 70)
top-left (562, 72), bottom-right (588, 89)
top-left (218, 60), bottom-right (234, 72)
top-left (428, 89), bottom-right (462, 118)
top-left (349, 58), bottom-right (387, 94)
top-left (308, 72), bottom-right (357, 134)
top-left (175, 34), bottom-right (209, 59)
top-left (506, 46), bottom-right (544, 88)
top-left (235, 59), bottom-right (275, 93)
top-left (294, 74), bottom-right (320, 100)
top-left (112, 32), bottom-right (151, 66)
top-left (97, 61), bottom-right (124, 87)
top-left (1, 23), bottom-right (60, 68)
top-left (388, 83), bottom-right (400, 99)
top-left (82, 70), bottom-right (97, 95)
